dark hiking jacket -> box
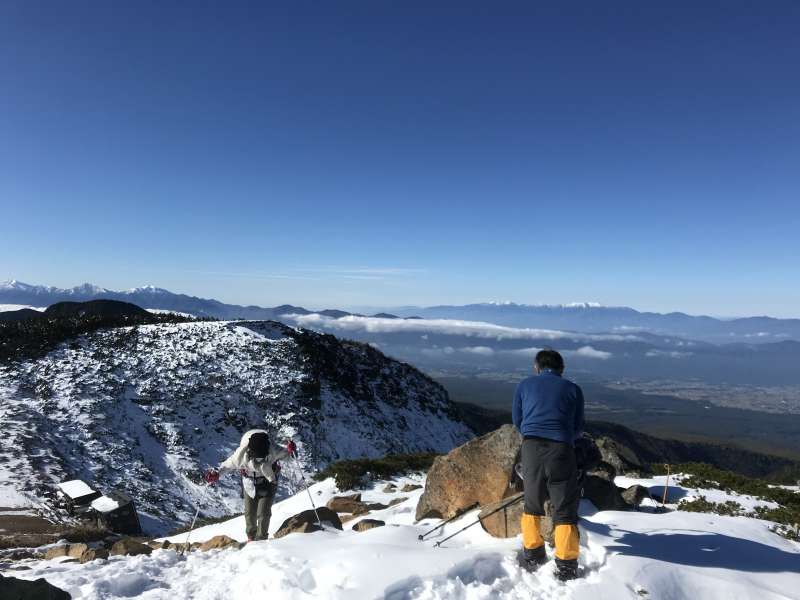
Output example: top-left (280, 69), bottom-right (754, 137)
top-left (512, 369), bottom-right (585, 444)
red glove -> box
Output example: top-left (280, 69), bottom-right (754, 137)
top-left (203, 469), bottom-right (220, 485)
top-left (286, 440), bottom-right (297, 458)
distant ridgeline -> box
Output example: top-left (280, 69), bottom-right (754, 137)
top-left (456, 402), bottom-right (800, 485)
top-left (0, 299), bottom-right (204, 361)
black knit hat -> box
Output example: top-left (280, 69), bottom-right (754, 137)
top-left (248, 432), bottom-right (269, 459)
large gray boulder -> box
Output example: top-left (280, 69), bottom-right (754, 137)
top-left (416, 425), bottom-right (521, 520)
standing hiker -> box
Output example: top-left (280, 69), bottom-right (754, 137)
top-left (204, 429), bottom-right (297, 541)
top-left (512, 349), bottom-right (584, 581)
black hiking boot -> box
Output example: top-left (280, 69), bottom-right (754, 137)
top-left (520, 545), bottom-right (548, 571)
top-left (555, 558), bottom-right (579, 581)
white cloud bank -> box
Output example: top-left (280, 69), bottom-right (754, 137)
top-left (283, 313), bottom-right (639, 344)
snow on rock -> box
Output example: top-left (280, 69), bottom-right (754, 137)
top-left (5, 472), bottom-right (799, 600)
top-left (56, 480), bottom-right (97, 500)
top-left (0, 321), bottom-right (472, 532)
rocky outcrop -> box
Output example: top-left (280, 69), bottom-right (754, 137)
top-left (595, 436), bottom-right (647, 476)
top-left (110, 538), bottom-right (153, 557)
top-left (327, 494), bottom-right (364, 514)
top-left (622, 484), bottom-right (652, 508)
top-left (66, 543), bottom-right (89, 559)
top-left (79, 548), bottom-right (108, 563)
top-left (273, 508), bottom-right (343, 538)
top-left (583, 475), bottom-right (629, 511)
top-left (401, 484), bottom-right (422, 492)
top-left (0, 574), bottom-right (71, 599)
top-left (44, 545), bottom-right (69, 560)
top-left (416, 425), bottom-right (522, 520)
top-left (352, 519), bottom-right (385, 532)
top-left (198, 535), bottom-right (240, 551)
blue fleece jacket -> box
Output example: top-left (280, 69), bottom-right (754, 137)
top-left (512, 369), bottom-right (585, 444)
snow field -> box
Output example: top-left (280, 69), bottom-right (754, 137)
top-left (8, 473), bottom-right (799, 600)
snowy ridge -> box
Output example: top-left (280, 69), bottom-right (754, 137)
top-left (9, 472), bottom-right (799, 599)
top-left (0, 320), bottom-right (472, 532)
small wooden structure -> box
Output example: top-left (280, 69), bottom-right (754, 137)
top-left (90, 491), bottom-right (142, 535)
top-left (56, 480), bottom-right (101, 516)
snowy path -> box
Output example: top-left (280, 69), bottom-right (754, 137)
top-left (5, 473), bottom-right (800, 599)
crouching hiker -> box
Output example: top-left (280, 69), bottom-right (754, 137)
top-left (204, 429), bottom-right (297, 541)
top-left (512, 349), bottom-right (584, 581)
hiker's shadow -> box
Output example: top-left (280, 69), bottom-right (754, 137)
top-left (583, 521), bottom-right (800, 574)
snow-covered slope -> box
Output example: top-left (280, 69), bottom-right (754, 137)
top-left (9, 472), bottom-right (799, 599)
top-left (0, 320), bottom-right (472, 532)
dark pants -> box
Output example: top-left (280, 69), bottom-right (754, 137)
top-left (520, 436), bottom-right (581, 565)
top-left (521, 436), bottom-right (580, 524)
top-left (244, 481), bottom-right (275, 540)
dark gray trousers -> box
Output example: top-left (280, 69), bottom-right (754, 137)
top-left (521, 437), bottom-right (580, 525)
top-left (244, 482), bottom-right (275, 540)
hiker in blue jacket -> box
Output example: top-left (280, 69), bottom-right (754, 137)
top-left (513, 349), bottom-right (584, 581)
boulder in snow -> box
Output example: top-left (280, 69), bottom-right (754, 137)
top-left (416, 424), bottom-right (522, 520)
top-left (79, 548), bottom-right (108, 563)
top-left (0, 574), bottom-right (71, 600)
top-left (401, 483), bottom-right (422, 492)
top-left (622, 484), bottom-right (652, 508)
top-left (44, 545), bottom-right (70, 561)
top-left (273, 507), bottom-right (343, 538)
top-left (198, 535), bottom-right (241, 551)
top-left (110, 538), bottom-right (153, 557)
top-left (327, 494), bottom-right (365, 514)
top-left (583, 475), bottom-right (630, 511)
top-left (352, 519), bottom-right (385, 532)
top-left (66, 543), bottom-right (89, 559)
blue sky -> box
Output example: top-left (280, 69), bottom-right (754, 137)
top-left (1, 2), bottom-right (799, 316)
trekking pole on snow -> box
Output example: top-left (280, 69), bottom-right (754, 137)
top-left (180, 479), bottom-right (214, 555)
top-left (432, 494), bottom-right (524, 548)
top-left (417, 511), bottom-right (465, 541)
top-left (294, 454), bottom-right (324, 529)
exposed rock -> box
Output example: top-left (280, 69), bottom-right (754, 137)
top-left (595, 436), bottom-right (646, 476)
top-left (67, 543), bottom-right (89, 559)
top-left (589, 461), bottom-right (617, 482)
top-left (582, 475), bottom-right (630, 511)
top-left (340, 514), bottom-right (359, 524)
top-left (327, 494), bottom-right (364, 514)
top-left (147, 540), bottom-right (173, 550)
top-left (79, 548), bottom-right (109, 563)
top-left (3, 549), bottom-right (42, 561)
top-left (273, 507), bottom-right (343, 539)
top-left (478, 494), bottom-right (555, 544)
top-left (382, 483), bottom-right (397, 493)
top-left (110, 537), bottom-right (153, 557)
top-left (388, 497), bottom-right (408, 507)
top-left (352, 519), bottom-right (385, 532)
top-left (0, 573), bottom-right (71, 599)
top-left (622, 484), bottom-right (652, 508)
top-left (416, 424), bottom-right (522, 520)
top-left (198, 535), bottom-right (240, 551)
top-left (365, 502), bottom-right (389, 512)
top-left (401, 483), bottom-right (422, 492)
top-left (44, 545), bottom-right (69, 560)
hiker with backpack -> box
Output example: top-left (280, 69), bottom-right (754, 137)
top-left (204, 429), bottom-right (297, 541)
top-left (512, 349), bottom-right (585, 581)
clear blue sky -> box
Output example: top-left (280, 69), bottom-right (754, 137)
top-left (2, 1), bottom-right (799, 316)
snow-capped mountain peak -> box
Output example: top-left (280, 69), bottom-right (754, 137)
top-left (126, 285), bottom-right (170, 294)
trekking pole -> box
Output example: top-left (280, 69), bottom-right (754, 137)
top-left (661, 464), bottom-right (671, 506)
top-left (417, 511), bottom-right (465, 541)
top-left (180, 479), bottom-right (213, 555)
top-left (433, 494), bottom-right (524, 548)
top-left (294, 455), bottom-right (324, 529)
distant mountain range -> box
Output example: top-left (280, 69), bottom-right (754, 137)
top-left (0, 280), bottom-right (396, 322)
top-left (3, 280), bottom-right (800, 343)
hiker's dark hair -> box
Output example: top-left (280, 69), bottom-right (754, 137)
top-left (535, 349), bottom-right (565, 373)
